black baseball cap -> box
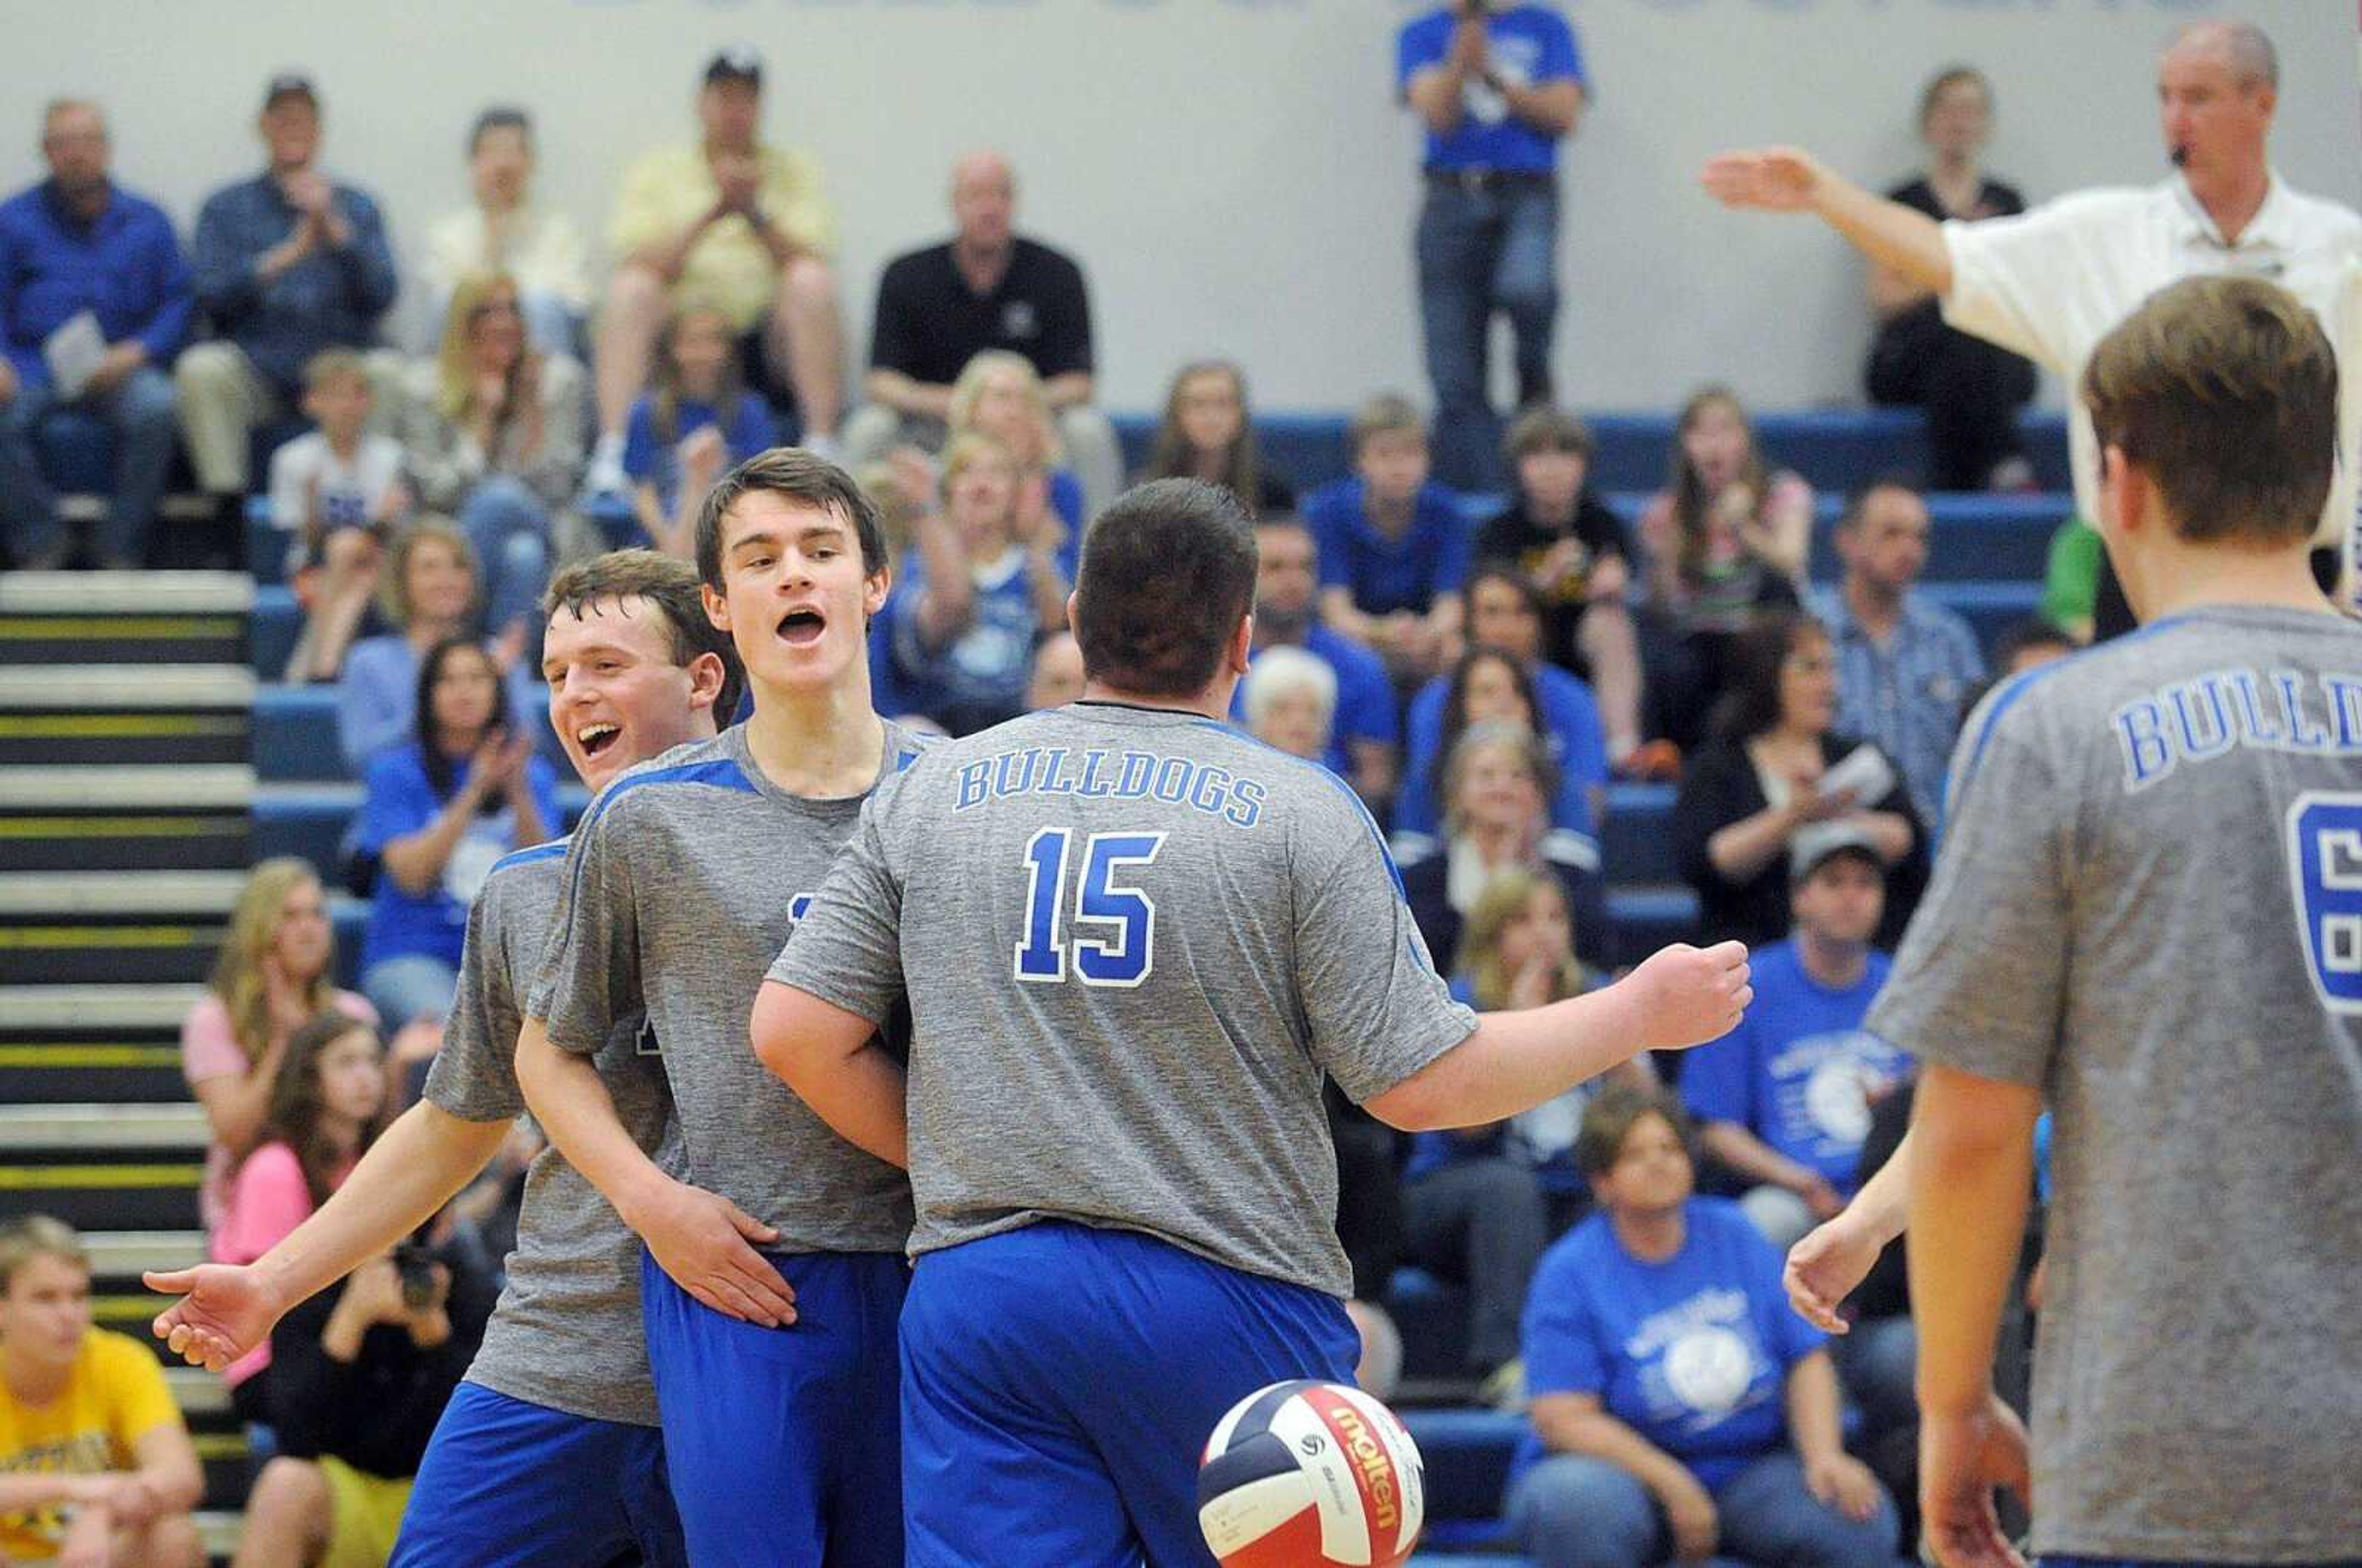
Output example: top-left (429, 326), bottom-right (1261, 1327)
top-left (261, 73), bottom-right (319, 111)
top-left (704, 47), bottom-right (762, 88)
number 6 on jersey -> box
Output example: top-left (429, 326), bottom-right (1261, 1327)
top-left (1015, 829), bottom-right (1168, 987)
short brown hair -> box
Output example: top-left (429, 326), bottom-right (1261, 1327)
top-left (1505, 405), bottom-right (1596, 464)
top-left (1074, 478), bottom-right (1255, 697)
top-left (0, 1214), bottom-right (87, 1295)
top-left (302, 348), bottom-right (370, 396)
top-left (1350, 393), bottom-right (1426, 458)
top-left (694, 447), bottom-right (889, 593)
top-left (543, 548), bottom-right (746, 723)
top-left (379, 518), bottom-right (479, 628)
top-left (2082, 275), bottom-right (2336, 547)
top-left (1575, 1086), bottom-right (1695, 1180)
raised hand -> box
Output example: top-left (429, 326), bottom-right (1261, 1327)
top-left (1700, 146), bottom-right (1827, 213)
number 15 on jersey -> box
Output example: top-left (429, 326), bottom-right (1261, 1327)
top-left (1014, 828), bottom-right (1167, 988)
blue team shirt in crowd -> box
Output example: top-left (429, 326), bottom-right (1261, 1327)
top-left (0, 181), bottom-right (191, 388)
top-left (1393, 661), bottom-right (1609, 848)
top-left (1303, 477), bottom-right (1473, 618)
top-left (1396, 5), bottom-right (1586, 175)
top-left (621, 391), bottom-right (777, 518)
top-left (189, 172), bottom-right (397, 393)
top-left (873, 545), bottom-right (1042, 732)
top-left (356, 742), bottom-right (559, 972)
top-left (1518, 1197), bottom-right (1825, 1488)
top-left (1230, 624), bottom-right (1399, 779)
top-left (1680, 941), bottom-right (1908, 1193)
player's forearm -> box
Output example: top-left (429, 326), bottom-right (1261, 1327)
top-left (255, 1101), bottom-right (508, 1313)
top-left (1367, 985), bottom-right (1647, 1131)
top-left (1836, 1126), bottom-right (1912, 1249)
top-left (1783, 1350), bottom-right (1848, 1466)
top-left (515, 1016), bottom-right (675, 1221)
top-left (749, 981), bottom-right (909, 1169)
top-left (1811, 175), bottom-right (1953, 296)
top-left (1907, 1064), bottom-right (2038, 1417)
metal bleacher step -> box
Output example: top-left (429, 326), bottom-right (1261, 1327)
top-left (0, 765), bottom-right (255, 872)
top-left (0, 664), bottom-right (254, 768)
top-left (0, 571), bottom-right (254, 667)
top-left (0, 871), bottom-right (247, 987)
top-left (0, 1091), bottom-right (208, 1232)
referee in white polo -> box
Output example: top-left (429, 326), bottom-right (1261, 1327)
top-left (1701, 19), bottom-right (2362, 623)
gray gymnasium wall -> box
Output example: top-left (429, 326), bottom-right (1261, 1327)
top-left (0, 0), bottom-right (2352, 413)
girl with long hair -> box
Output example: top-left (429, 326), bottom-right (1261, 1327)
top-left (624, 301), bottom-right (774, 559)
top-left (1139, 360), bottom-right (1294, 517)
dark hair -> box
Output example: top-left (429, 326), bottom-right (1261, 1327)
top-left (543, 549), bottom-right (746, 725)
top-left (1668, 386), bottom-right (1773, 587)
top-left (1711, 609), bottom-right (1827, 744)
top-left (1505, 404), bottom-right (1596, 464)
top-left (467, 105), bottom-right (530, 156)
top-left (1461, 563), bottom-right (1548, 631)
top-left (2082, 274), bottom-right (2336, 547)
top-left (1917, 65), bottom-right (1991, 130)
top-left (1073, 479), bottom-right (1256, 697)
top-left (1143, 360), bottom-right (1267, 511)
top-left (415, 635), bottom-right (511, 801)
top-left (694, 447), bottom-right (889, 594)
top-left (1992, 616), bottom-right (2075, 670)
top-left (1434, 647), bottom-right (1544, 806)
top-left (257, 1013), bottom-right (388, 1209)
top-left (1575, 1085), bottom-right (1695, 1180)
top-left (1837, 472), bottom-right (1925, 533)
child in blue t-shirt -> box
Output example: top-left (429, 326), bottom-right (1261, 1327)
top-left (624, 303), bottom-right (777, 557)
top-left (1305, 393), bottom-right (1472, 682)
top-left (1508, 1088), bottom-right (1896, 1568)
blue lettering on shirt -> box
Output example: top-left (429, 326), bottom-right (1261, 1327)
top-left (2115, 668), bottom-right (2362, 791)
top-left (953, 745), bottom-right (1265, 829)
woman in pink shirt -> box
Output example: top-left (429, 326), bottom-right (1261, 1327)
top-left (210, 1013), bottom-right (389, 1420)
top-left (180, 861), bottom-right (377, 1240)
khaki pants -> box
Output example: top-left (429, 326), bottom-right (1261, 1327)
top-left (175, 341), bottom-right (407, 493)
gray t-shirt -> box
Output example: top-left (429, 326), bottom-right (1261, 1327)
top-left (769, 701), bottom-right (1479, 1299)
top-left (528, 722), bottom-right (926, 1254)
top-left (1870, 603), bottom-right (2362, 1562)
top-left (422, 841), bottom-right (678, 1426)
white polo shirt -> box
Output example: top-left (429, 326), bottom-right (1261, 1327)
top-left (1941, 172), bottom-right (2362, 597)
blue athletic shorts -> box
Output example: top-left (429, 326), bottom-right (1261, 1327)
top-left (901, 1221), bottom-right (1359, 1567)
top-left (642, 1247), bottom-right (907, 1567)
top-left (389, 1380), bottom-right (686, 1567)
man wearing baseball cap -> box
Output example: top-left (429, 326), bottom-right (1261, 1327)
top-left (591, 47), bottom-right (845, 491)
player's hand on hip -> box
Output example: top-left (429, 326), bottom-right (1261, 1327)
top-left (1783, 1209), bottom-right (1880, 1333)
top-left (145, 1263), bottom-right (288, 1372)
top-left (1699, 146), bottom-right (1826, 213)
top-left (1920, 1393), bottom-right (2031, 1568)
top-left (1624, 940), bottom-right (1751, 1053)
top-left (640, 1178), bottom-right (800, 1327)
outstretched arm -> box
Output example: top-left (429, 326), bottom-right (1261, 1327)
top-left (1701, 146), bottom-right (1952, 296)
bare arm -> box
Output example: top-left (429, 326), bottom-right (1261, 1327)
top-left (910, 512), bottom-right (976, 651)
top-left (1701, 147), bottom-right (1953, 296)
top-left (1850, 810), bottom-right (1915, 866)
top-left (1908, 1064), bottom-right (2039, 1419)
top-left (1040, 371), bottom-right (1094, 413)
top-left (1783, 1348), bottom-right (1848, 1467)
top-left (1531, 1393), bottom-right (1701, 1500)
top-left (1406, 65), bottom-right (1473, 135)
top-left (1707, 797), bottom-right (1806, 884)
top-left (749, 982), bottom-right (910, 1169)
top-left (1498, 78), bottom-right (1583, 138)
top-left (188, 1037), bottom-right (288, 1158)
top-left (864, 368), bottom-right (956, 423)
top-left (1869, 261), bottom-right (1934, 320)
top-left (1700, 1120), bottom-right (1834, 1200)
top-left (1318, 586), bottom-right (1383, 648)
top-left (127, 1421), bottom-right (204, 1516)
top-left (380, 774), bottom-right (491, 895)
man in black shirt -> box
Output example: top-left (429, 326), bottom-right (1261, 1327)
top-left (843, 151), bottom-right (1121, 516)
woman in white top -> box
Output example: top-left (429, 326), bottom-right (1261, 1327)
top-left (419, 108), bottom-right (590, 356)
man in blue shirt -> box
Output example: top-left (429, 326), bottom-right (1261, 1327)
top-left (0, 100), bottom-right (189, 570)
top-left (178, 74), bottom-right (398, 507)
top-left (1680, 824), bottom-right (1910, 1250)
top-left (1816, 479), bottom-right (1986, 827)
top-left (1235, 514), bottom-right (1400, 805)
top-left (1306, 393), bottom-right (1473, 683)
top-left (1398, 2), bottom-right (1586, 491)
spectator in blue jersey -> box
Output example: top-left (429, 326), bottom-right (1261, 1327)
top-left (873, 431), bottom-right (1068, 735)
top-left (1817, 478), bottom-right (1985, 827)
top-left (1681, 824), bottom-right (1911, 1251)
top-left (180, 74), bottom-right (398, 512)
top-left (0, 99), bottom-right (189, 571)
top-left (1398, 1), bottom-right (1586, 492)
top-left (1509, 1086), bottom-right (1898, 1568)
top-left (1306, 394), bottom-right (1472, 683)
top-left (1236, 515), bottom-right (1399, 805)
top-left (337, 521), bottom-right (534, 774)
top-left (623, 300), bottom-right (775, 559)
top-left (1396, 569), bottom-right (1609, 862)
top-left (354, 637), bottom-right (555, 1030)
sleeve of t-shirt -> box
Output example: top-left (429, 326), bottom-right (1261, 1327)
top-left (528, 798), bottom-right (643, 1056)
top-left (1866, 685), bottom-right (2070, 1089)
top-left (763, 786), bottom-right (907, 1027)
top-left (1537, 10), bottom-right (1585, 85)
top-left (215, 1144), bottom-right (314, 1265)
top-left (620, 400), bottom-right (658, 485)
top-left (1396, 14), bottom-right (1445, 95)
top-left (727, 394), bottom-right (777, 461)
top-left (423, 875), bottom-right (528, 1121)
top-left (607, 153), bottom-right (670, 257)
top-left (179, 996), bottom-right (249, 1086)
top-left (1521, 1245), bottom-right (1608, 1397)
top-left (100, 1334), bottom-right (185, 1447)
top-left (1290, 790), bottom-right (1479, 1104)
top-left (357, 750), bottom-right (434, 858)
top-left (1035, 252), bottom-right (1094, 378)
top-left (1335, 651), bottom-right (1399, 749)
top-left (1431, 503), bottom-right (1476, 595)
top-left (268, 439), bottom-right (312, 533)
top-left (1940, 193), bottom-right (2123, 373)
top-left (1678, 1018), bottom-right (1756, 1129)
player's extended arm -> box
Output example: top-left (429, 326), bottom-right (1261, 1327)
top-left (1700, 146), bottom-right (1953, 296)
top-left (749, 982), bottom-right (910, 1169)
top-left (1784, 1128), bottom-right (1912, 1333)
top-left (514, 1015), bottom-right (799, 1327)
top-left (1366, 941), bottom-right (1751, 1131)
top-left (147, 1100), bottom-right (506, 1371)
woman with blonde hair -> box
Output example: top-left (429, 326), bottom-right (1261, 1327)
top-left (946, 350), bottom-right (1085, 564)
top-left (180, 860), bottom-right (378, 1239)
top-left (336, 520), bottom-right (531, 773)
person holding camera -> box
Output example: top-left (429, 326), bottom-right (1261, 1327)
top-left (233, 1240), bottom-right (492, 1568)
top-left (1398, 0), bottom-right (1588, 493)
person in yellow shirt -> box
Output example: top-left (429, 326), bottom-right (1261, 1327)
top-left (0, 1217), bottom-right (201, 1567)
top-left (590, 47), bottom-right (843, 487)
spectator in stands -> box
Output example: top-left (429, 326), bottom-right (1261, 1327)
top-left (0, 1216), bottom-right (202, 1568)
top-left (1239, 644), bottom-right (1338, 766)
top-left (337, 521), bottom-right (531, 773)
top-left (1990, 616), bottom-right (2073, 680)
top-left (233, 1231), bottom-right (493, 1568)
top-left (1137, 360), bottom-right (1295, 518)
top-left (1025, 629), bottom-right (1085, 712)
top-left (1474, 407), bottom-right (1648, 770)
top-left (1306, 394), bottom-right (1470, 682)
top-left (872, 432), bottom-right (1068, 735)
top-left (182, 859), bottom-right (378, 1239)
top-left (418, 108), bottom-right (589, 357)
top-left (945, 349), bottom-right (1087, 554)
top-left (1819, 477), bottom-right (1984, 826)
top-left (1636, 388), bottom-right (1810, 751)
top-left (1239, 515), bottom-right (1398, 804)
top-left (1670, 612), bottom-right (1925, 951)
top-left (181, 74), bottom-right (398, 514)
top-left (0, 99), bottom-right (189, 571)
top-left (1864, 67), bottom-right (2038, 491)
top-left (2039, 515), bottom-right (2107, 644)
top-left (845, 150), bottom-right (1121, 515)
top-left (1401, 719), bottom-right (1607, 974)
top-left (1681, 826), bottom-right (1910, 1250)
top-left (274, 351), bottom-right (410, 685)
top-left (1397, 1), bottom-right (1587, 491)
top-left (403, 273), bottom-right (587, 645)
top-left (1396, 571), bottom-right (1609, 864)
top-left (1509, 1088), bottom-right (1897, 1568)
top-left (591, 49), bottom-right (839, 491)
top-left (354, 637), bottom-right (556, 1029)
top-left (1328, 1083), bottom-right (1409, 1402)
top-left (622, 301), bottom-right (774, 560)
top-left (209, 1014), bottom-right (391, 1423)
